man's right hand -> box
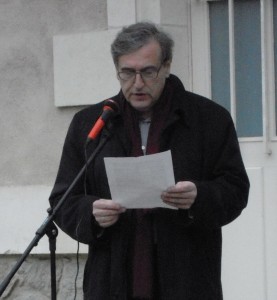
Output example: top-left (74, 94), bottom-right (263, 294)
top-left (92, 199), bottom-right (126, 228)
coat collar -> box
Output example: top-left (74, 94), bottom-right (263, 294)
top-left (163, 74), bottom-right (192, 129)
top-left (112, 73), bottom-right (192, 129)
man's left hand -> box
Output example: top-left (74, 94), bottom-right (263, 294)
top-left (161, 181), bottom-right (197, 209)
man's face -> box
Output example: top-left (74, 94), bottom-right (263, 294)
top-left (117, 40), bottom-right (171, 118)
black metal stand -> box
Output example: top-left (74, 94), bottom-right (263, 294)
top-left (0, 132), bottom-right (111, 298)
top-left (45, 211), bottom-right (58, 300)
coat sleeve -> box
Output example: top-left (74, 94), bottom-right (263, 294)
top-left (49, 111), bottom-right (103, 244)
top-left (189, 105), bottom-right (250, 229)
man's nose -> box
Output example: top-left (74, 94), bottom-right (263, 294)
top-left (133, 73), bottom-right (145, 89)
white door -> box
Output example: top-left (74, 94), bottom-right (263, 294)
top-left (190, 1), bottom-right (277, 299)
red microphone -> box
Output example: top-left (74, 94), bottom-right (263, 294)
top-left (87, 99), bottom-right (119, 141)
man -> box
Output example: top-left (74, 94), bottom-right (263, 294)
top-left (49, 22), bottom-right (249, 300)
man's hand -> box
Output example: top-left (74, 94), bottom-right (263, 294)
top-left (161, 181), bottom-right (197, 209)
top-left (92, 199), bottom-right (126, 228)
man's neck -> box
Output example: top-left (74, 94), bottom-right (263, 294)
top-left (139, 110), bottom-right (152, 120)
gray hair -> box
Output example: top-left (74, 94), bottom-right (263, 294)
top-left (111, 22), bottom-right (174, 67)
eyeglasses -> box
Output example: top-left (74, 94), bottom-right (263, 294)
top-left (117, 65), bottom-right (162, 81)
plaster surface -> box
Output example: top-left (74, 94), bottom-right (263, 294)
top-left (0, 0), bottom-right (106, 186)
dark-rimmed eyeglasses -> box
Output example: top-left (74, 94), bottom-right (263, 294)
top-left (117, 65), bottom-right (162, 81)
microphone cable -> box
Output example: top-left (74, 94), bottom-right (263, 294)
top-left (72, 103), bottom-right (117, 299)
top-left (73, 240), bottom-right (80, 300)
top-left (72, 143), bottom-right (90, 300)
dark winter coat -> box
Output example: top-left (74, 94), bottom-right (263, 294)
top-left (49, 75), bottom-right (249, 300)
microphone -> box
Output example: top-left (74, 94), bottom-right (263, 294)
top-left (87, 99), bottom-right (119, 142)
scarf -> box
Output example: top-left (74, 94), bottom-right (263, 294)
top-left (120, 81), bottom-right (173, 299)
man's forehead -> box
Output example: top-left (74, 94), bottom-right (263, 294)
top-left (117, 41), bottom-right (162, 67)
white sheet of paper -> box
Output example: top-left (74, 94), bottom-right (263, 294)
top-left (104, 150), bottom-right (176, 209)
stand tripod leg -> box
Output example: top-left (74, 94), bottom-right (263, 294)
top-left (46, 219), bottom-right (58, 300)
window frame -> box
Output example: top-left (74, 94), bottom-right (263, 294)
top-left (190, 0), bottom-right (276, 153)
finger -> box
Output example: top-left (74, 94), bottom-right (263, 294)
top-left (163, 200), bottom-right (192, 210)
top-left (93, 212), bottom-right (117, 221)
top-left (163, 197), bottom-right (193, 205)
top-left (95, 206), bottom-right (126, 214)
top-left (96, 214), bottom-right (118, 223)
top-left (95, 214), bottom-right (119, 227)
top-left (162, 192), bottom-right (191, 199)
top-left (162, 194), bottom-right (194, 206)
top-left (166, 181), bottom-right (196, 193)
top-left (162, 192), bottom-right (194, 202)
top-left (93, 199), bottom-right (122, 210)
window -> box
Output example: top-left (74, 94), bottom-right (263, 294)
top-left (210, 0), bottom-right (265, 137)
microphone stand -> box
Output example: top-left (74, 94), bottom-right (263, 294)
top-left (0, 131), bottom-right (112, 298)
top-left (46, 214), bottom-right (58, 300)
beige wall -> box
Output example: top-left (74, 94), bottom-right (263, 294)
top-left (0, 0), bottom-right (191, 255)
top-left (1, 1), bottom-right (273, 300)
top-left (0, 1), bottom-right (105, 298)
top-left (0, 1), bottom-right (191, 298)
top-left (0, 0), bottom-right (107, 187)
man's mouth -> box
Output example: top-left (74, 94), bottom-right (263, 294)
top-left (133, 92), bottom-right (147, 97)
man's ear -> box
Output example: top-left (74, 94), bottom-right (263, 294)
top-left (164, 60), bottom-right (171, 78)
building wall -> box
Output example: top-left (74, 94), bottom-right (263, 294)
top-left (0, 0), bottom-right (191, 254)
top-left (0, 0), bottom-right (107, 187)
top-left (0, 0), bottom-right (192, 298)
top-left (1, 1), bottom-right (270, 299)
top-left (0, 0), bottom-right (105, 298)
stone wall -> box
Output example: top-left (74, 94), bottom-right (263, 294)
top-left (0, 254), bottom-right (86, 299)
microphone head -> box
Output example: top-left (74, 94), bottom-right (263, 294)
top-left (104, 99), bottom-right (119, 113)
top-left (87, 99), bottom-right (119, 142)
